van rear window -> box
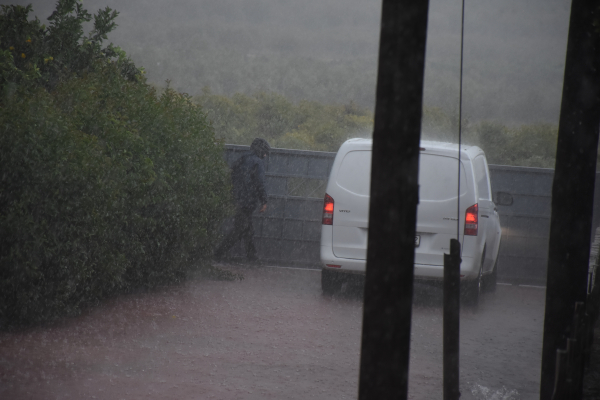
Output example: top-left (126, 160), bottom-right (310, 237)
top-left (336, 151), bottom-right (467, 200)
top-left (336, 151), bottom-right (372, 195)
top-left (419, 154), bottom-right (467, 201)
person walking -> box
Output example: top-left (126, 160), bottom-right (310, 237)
top-left (214, 138), bottom-right (271, 263)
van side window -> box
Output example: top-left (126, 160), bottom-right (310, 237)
top-left (473, 156), bottom-right (491, 200)
top-left (419, 154), bottom-right (467, 200)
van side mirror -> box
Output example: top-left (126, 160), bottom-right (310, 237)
top-left (495, 191), bottom-right (513, 206)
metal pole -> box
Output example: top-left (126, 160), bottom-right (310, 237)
top-left (539, 0), bottom-right (600, 398)
top-left (444, 239), bottom-right (461, 400)
top-left (358, 0), bottom-right (430, 399)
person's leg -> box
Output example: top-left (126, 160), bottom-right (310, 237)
top-left (240, 207), bottom-right (258, 261)
top-left (214, 208), bottom-right (247, 259)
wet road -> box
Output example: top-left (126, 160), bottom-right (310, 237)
top-left (0, 265), bottom-right (545, 399)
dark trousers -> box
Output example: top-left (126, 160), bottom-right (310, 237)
top-left (214, 206), bottom-right (257, 260)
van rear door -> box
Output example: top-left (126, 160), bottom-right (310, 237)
top-left (473, 155), bottom-right (499, 272)
top-left (331, 150), bottom-right (371, 260)
top-left (414, 153), bottom-right (468, 266)
top-left (330, 150), bottom-right (469, 263)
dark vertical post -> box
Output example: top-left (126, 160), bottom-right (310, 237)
top-left (539, 1), bottom-right (600, 398)
top-left (444, 239), bottom-right (461, 400)
top-left (358, 1), bottom-right (430, 399)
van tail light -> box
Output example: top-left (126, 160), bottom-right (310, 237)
top-left (464, 203), bottom-right (478, 236)
top-left (322, 193), bottom-right (334, 225)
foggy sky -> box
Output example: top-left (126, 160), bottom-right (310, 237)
top-left (7, 0), bottom-right (571, 124)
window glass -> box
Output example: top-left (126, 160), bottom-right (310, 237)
top-left (419, 154), bottom-right (467, 201)
top-left (336, 151), bottom-right (467, 200)
top-left (336, 150), bottom-right (372, 195)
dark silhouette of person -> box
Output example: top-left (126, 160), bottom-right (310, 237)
top-left (214, 138), bottom-right (271, 262)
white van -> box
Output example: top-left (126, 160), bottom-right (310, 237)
top-left (320, 139), bottom-right (501, 305)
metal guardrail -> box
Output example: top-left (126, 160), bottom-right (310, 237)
top-left (222, 145), bottom-right (334, 266)
top-left (491, 166), bottom-right (600, 286)
top-left (221, 145), bottom-right (600, 285)
top-left (489, 165), bottom-right (554, 286)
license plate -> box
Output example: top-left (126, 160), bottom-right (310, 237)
top-left (415, 235), bottom-right (420, 247)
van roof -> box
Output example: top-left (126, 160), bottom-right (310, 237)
top-left (342, 138), bottom-right (485, 159)
top-left (420, 141), bottom-right (484, 159)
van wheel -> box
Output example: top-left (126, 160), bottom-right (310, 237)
top-left (322, 268), bottom-right (343, 296)
top-left (461, 263), bottom-right (482, 308)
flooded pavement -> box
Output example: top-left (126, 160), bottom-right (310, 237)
top-left (0, 265), bottom-right (545, 399)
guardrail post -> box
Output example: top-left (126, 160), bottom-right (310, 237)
top-left (443, 239), bottom-right (461, 400)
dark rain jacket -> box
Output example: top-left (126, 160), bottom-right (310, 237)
top-left (231, 151), bottom-right (268, 209)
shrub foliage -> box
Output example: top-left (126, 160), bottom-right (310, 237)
top-left (197, 89), bottom-right (562, 168)
top-left (195, 88), bottom-right (374, 152)
top-left (0, 1), bottom-right (230, 326)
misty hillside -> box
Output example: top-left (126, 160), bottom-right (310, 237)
top-left (11, 0), bottom-right (570, 125)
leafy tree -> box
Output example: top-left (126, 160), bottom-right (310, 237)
top-left (0, 2), bottom-right (229, 327)
top-left (0, 0), bottom-right (141, 97)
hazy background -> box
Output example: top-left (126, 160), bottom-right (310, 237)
top-left (9, 0), bottom-right (571, 125)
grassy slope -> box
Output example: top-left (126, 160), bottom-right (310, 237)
top-left (13, 0), bottom-right (584, 167)
top-left (15, 0), bottom-right (570, 125)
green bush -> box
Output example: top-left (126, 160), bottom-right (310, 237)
top-left (0, 86), bottom-right (126, 324)
top-left (196, 88), bottom-right (566, 168)
top-left (0, 2), bottom-right (230, 327)
top-left (470, 121), bottom-right (559, 168)
top-left (195, 88), bottom-right (373, 152)
top-left (0, 1), bottom-right (141, 92)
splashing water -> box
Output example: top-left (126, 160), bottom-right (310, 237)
top-left (470, 383), bottom-right (520, 400)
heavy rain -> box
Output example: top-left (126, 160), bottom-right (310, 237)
top-left (0, 0), bottom-right (598, 399)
